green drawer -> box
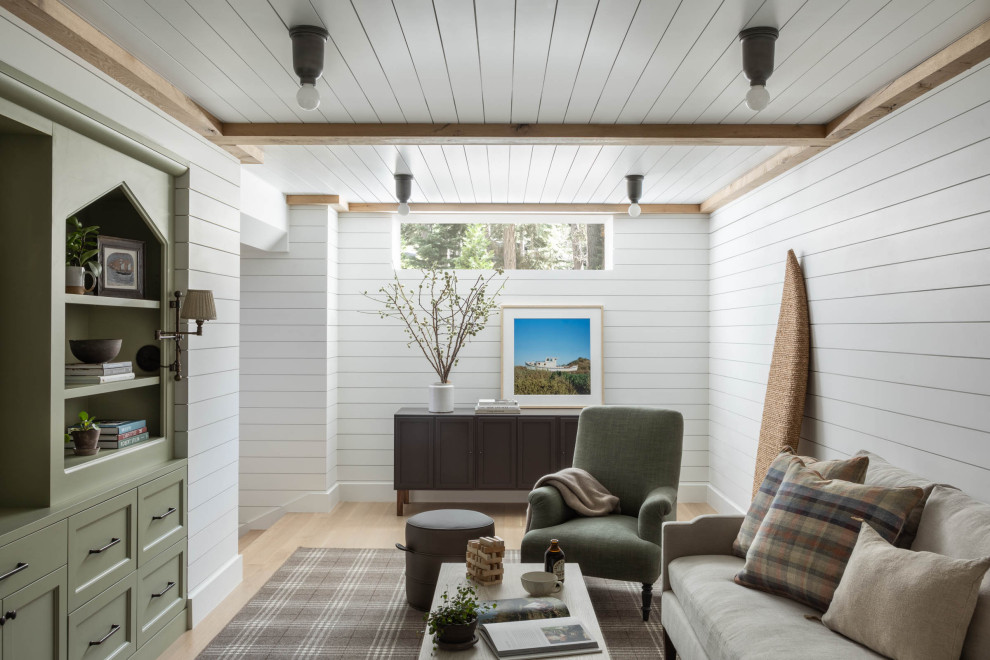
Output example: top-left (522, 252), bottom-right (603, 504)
top-left (137, 469), bottom-right (185, 566)
top-left (0, 520), bottom-right (67, 599)
top-left (68, 490), bottom-right (137, 611)
top-left (68, 572), bottom-right (136, 660)
top-left (136, 538), bottom-right (185, 647)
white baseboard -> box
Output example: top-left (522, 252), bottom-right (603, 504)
top-left (707, 484), bottom-right (747, 515)
top-left (187, 553), bottom-right (243, 628)
top-left (237, 485), bottom-right (342, 533)
top-left (339, 482), bottom-right (710, 504)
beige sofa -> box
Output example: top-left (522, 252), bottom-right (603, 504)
top-left (660, 451), bottom-right (989, 660)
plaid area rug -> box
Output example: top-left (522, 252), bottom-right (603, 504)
top-left (198, 548), bottom-right (667, 659)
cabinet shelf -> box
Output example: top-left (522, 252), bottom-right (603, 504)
top-left (63, 436), bottom-right (166, 473)
top-left (64, 294), bottom-right (160, 309)
top-left (64, 375), bottom-right (160, 399)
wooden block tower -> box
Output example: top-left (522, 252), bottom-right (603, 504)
top-left (466, 536), bottom-right (505, 585)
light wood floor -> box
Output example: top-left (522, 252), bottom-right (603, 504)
top-left (159, 500), bottom-right (715, 659)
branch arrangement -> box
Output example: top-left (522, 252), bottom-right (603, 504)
top-left (364, 268), bottom-right (506, 383)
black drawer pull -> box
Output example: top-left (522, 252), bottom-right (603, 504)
top-left (151, 581), bottom-right (176, 598)
top-left (152, 507), bottom-right (177, 521)
top-left (3, 610), bottom-right (15, 621)
top-left (89, 537), bottom-right (121, 554)
top-left (0, 562), bottom-right (28, 581)
top-left (89, 624), bottom-right (120, 646)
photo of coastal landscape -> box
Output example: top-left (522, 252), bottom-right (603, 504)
top-left (513, 317), bottom-right (592, 396)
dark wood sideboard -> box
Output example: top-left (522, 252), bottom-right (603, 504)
top-left (394, 408), bottom-right (582, 515)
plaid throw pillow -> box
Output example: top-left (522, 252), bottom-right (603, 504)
top-left (734, 461), bottom-right (923, 612)
top-left (732, 449), bottom-right (869, 558)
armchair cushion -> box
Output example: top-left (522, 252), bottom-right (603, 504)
top-left (521, 514), bottom-right (662, 583)
top-left (637, 486), bottom-right (677, 546)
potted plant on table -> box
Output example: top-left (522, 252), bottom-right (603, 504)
top-left (65, 411), bottom-right (101, 456)
top-left (426, 584), bottom-right (494, 650)
top-left (65, 216), bottom-right (101, 295)
top-left (364, 268), bottom-right (505, 413)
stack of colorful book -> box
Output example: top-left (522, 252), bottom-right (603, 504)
top-left (65, 361), bottom-right (135, 385)
top-left (94, 420), bottom-right (149, 449)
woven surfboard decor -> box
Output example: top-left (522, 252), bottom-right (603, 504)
top-left (752, 249), bottom-right (811, 498)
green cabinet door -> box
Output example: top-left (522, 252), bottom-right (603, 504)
top-left (1, 567), bottom-right (67, 660)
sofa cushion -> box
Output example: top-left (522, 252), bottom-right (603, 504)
top-left (520, 514), bottom-right (661, 583)
top-left (823, 523), bottom-right (990, 660)
top-left (912, 485), bottom-right (990, 660)
top-left (855, 450), bottom-right (939, 547)
top-left (735, 461), bottom-right (923, 612)
top-left (733, 449), bottom-right (869, 558)
top-left (668, 555), bottom-right (884, 659)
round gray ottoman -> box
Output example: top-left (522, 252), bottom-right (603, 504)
top-left (396, 509), bottom-right (495, 611)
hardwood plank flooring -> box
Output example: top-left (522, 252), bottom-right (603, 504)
top-left (160, 500), bottom-right (716, 659)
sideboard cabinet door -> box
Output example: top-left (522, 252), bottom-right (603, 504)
top-left (394, 417), bottom-right (434, 489)
top-left (1, 566), bottom-right (67, 660)
top-left (435, 418), bottom-right (475, 489)
top-left (517, 418), bottom-right (557, 489)
top-left (476, 419), bottom-right (516, 489)
top-left (558, 417), bottom-right (580, 470)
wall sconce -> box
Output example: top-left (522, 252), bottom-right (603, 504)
top-left (156, 289), bottom-right (217, 381)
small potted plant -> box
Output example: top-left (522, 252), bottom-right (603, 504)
top-left (65, 216), bottom-right (101, 294)
top-left (425, 584), bottom-right (494, 650)
top-left (65, 411), bottom-right (101, 456)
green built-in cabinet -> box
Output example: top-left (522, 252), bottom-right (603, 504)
top-left (0, 98), bottom-right (188, 658)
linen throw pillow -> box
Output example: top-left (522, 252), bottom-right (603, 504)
top-left (732, 449), bottom-right (869, 558)
top-left (823, 524), bottom-right (990, 660)
top-left (734, 461), bottom-right (923, 611)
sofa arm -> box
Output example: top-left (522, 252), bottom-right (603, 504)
top-left (661, 514), bottom-right (745, 591)
top-left (527, 486), bottom-right (571, 531)
top-left (638, 486), bottom-right (677, 546)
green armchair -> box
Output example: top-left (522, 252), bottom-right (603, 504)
top-left (521, 406), bottom-right (683, 621)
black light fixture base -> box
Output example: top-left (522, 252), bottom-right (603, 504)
top-left (290, 25), bottom-right (330, 84)
top-left (739, 27), bottom-right (779, 86)
top-left (625, 174), bottom-right (644, 204)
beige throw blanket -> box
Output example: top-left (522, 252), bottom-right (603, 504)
top-left (525, 467), bottom-right (621, 532)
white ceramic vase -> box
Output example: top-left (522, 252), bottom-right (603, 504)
top-left (428, 382), bottom-right (455, 413)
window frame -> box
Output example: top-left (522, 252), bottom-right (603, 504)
top-left (392, 213), bottom-right (614, 272)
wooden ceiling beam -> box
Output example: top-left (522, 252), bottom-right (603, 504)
top-left (0, 0), bottom-right (261, 163)
top-left (285, 194), bottom-right (349, 212)
top-left (214, 123), bottom-right (829, 147)
top-left (702, 18), bottom-right (990, 213)
top-left (341, 203), bottom-right (701, 215)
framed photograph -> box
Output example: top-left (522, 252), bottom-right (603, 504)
top-left (501, 305), bottom-right (604, 408)
top-left (97, 235), bottom-right (145, 299)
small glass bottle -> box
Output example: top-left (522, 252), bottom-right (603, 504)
top-left (544, 539), bottom-right (565, 582)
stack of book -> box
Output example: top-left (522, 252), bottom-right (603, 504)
top-left (475, 398), bottom-right (521, 414)
top-left (65, 361), bottom-right (135, 385)
top-left (95, 420), bottom-right (149, 449)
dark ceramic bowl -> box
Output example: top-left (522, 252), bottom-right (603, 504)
top-left (69, 339), bottom-right (123, 364)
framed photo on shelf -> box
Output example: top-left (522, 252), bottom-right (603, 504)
top-left (500, 305), bottom-right (604, 408)
top-left (97, 235), bottom-right (145, 299)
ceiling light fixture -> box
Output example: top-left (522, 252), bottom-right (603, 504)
top-left (290, 25), bottom-right (329, 111)
top-left (626, 175), bottom-right (644, 217)
top-left (395, 173), bottom-right (413, 216)
top-left (739, 26), bottom-right (779, 112)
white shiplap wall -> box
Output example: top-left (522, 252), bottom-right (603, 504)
top-left (338, 214), bottom-right (710, 502)
top-left (240, 206), bottom-right (339, 530)
top-left (0, 11), bottom-right (242, 626)
top-left (708, 59), bottom-right (990, 513)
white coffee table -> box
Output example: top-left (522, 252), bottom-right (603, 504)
top-left (418, 562), bottom-right (610, 659)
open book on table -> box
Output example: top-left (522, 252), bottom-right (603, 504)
top-left (476, 597), bottom-right (601, 658)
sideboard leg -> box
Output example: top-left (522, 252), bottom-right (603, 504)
top-left (396, 490), bottom-right (408, 516)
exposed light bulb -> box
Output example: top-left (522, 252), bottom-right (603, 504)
top-left (745, 84), bottom-right (770, 111)
top-left (296, 83), bottom-right (321, 111)
top-left (397, 202), bottom-right (410, 216)
top-left (628, 202), bottom-right (641, 218)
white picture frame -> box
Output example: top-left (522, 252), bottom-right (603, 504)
top-left (500, 305), bottom-right (604, 408)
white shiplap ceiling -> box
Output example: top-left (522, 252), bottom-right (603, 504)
top-left (63, 0), bottom-right (990, 202)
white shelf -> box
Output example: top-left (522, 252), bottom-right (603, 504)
top-left (63, 375), bottom-right (160, 399)
top-left (64, 294), bottom-right (159, 309)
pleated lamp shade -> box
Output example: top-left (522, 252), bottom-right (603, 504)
top-left (179, 289), bottom-right (217, 321)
